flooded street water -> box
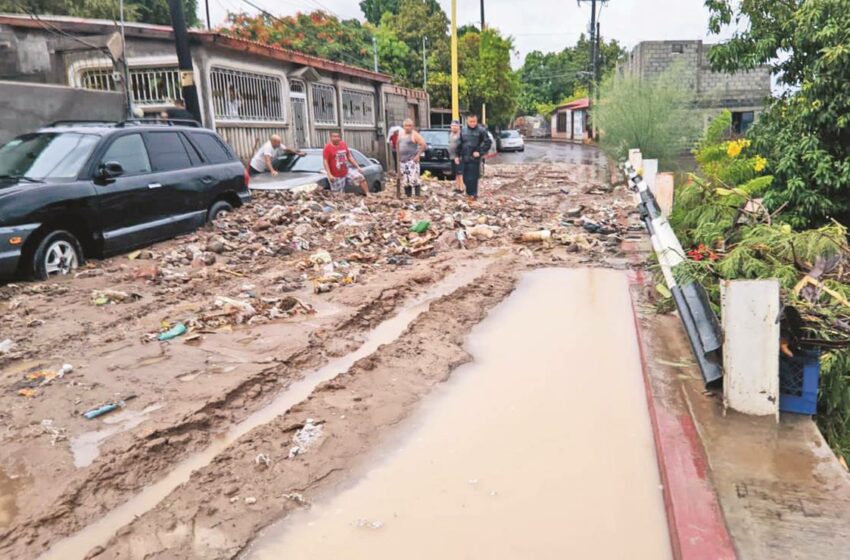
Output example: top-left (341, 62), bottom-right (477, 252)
top-left (39, 259), bottom-right (492, 560)
top-left (247, 268), bottom-right (671, 560)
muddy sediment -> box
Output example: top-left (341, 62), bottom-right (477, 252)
top-left (0, 157), bottom-right (634, 559)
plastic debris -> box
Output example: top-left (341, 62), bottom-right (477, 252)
top-left (83, 395), bottom-right (137, 420)
top-left (158, 323), bottom-right (187, 341)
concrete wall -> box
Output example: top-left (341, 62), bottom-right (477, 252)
top-left (0, 81), bottom-right (124, 144)
top-left (623, 41), bottom-right (770, 110)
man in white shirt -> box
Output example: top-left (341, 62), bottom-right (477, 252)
top-left (249, 134), bottom-right (304, 176)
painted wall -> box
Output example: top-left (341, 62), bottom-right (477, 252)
top-left (0, 80), bottom-right (124, 144)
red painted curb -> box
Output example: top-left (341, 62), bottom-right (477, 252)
top-left (627, 268), bottom-right (738, 560)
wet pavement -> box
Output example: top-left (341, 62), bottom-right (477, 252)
top-left (491, 140), bottom-right (606, 166)
top-left (246, 268), bottom-right (671, 560)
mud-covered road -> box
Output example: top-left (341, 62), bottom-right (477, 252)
top-left (0, 145), bottom-right (647, 559)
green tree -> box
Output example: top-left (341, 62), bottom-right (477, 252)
top-left (381, 0), bottom-right (449, 88)
top-left (704, 0), bottom-right (850, 227)
top-left (359, 0), bottom-right (400, 25)
top-left (371, 21), bottom-right (411, 80)
top-left (516, 35), bottom-right (624, 116)
top-left (0, 0), bottom-right (198, 26)
top-left (592, 66), bottom-right (701, 169)
top-left (458, 29), bottom-right (519, 127)
top-left (426, 70), bottom-right (468, 110)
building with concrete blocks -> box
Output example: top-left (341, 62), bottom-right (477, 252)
top-left (620, 41), bottom-right (771, 134)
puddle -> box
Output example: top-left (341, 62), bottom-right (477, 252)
top-left (0, 467), bottom-right (23, 529)
top-left (70, 404), bottom-right (165, 468)
top-left (246, 268), bottom-right (671, 560)
top-left (40, 259), bottom-right (492, 560)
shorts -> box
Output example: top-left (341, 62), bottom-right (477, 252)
top-left (451, 160), bottom-right (464, 176)
top-left (329, 168), bottom-right (364, 193)
top-left (400, 159), bottom-right (421, 187)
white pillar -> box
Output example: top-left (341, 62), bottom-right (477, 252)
top-left (643, 159), bottom-right (658, 196)
top-left (656, 172), bottom-right (675, 217)
top-left (628, 148), bottom-right (642, 171)
top-left (721, 279), bottom-right (780, 420)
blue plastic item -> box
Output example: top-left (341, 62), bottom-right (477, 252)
top-left (779, 347), bottom-right (820, 415)
top-left (158, 322), bottom-right (187, 341)
top-left (83, 403), bottom-right (119, 419)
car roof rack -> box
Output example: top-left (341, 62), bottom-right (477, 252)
top-left (116, 118), bottom-right (202, 128)
top-left (48, 120), bottom-right (116, 127)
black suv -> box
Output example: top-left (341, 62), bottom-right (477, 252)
top-left (0, 120), bottom-right (250, 280)
top-left (419, 129), bottom-right (454, 179)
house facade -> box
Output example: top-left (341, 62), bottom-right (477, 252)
top-left (550, 98), bottom-right (589, 142)
top-left (0, 14), bottom-right (429, 165)
top-left (621, 40), bottom-right (771, 134)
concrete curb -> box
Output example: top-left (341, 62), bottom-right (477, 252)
top-left (627, 268), bottom-right (738, 560)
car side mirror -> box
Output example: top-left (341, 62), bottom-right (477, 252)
top-left (97, 161), bottom-right (124, 180)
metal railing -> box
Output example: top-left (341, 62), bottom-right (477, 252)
top-left (210, 67), bottom-right (284, 122)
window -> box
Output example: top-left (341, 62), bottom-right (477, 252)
top-left (352, 150), bottom-right (370, 167)
top-left (190, 132), bottom-right (232, 164)
top-left (0, 133), bottom-right (100, 180)
top-left (421, 130), bottom-right (449, 145)
top-left (146, 132), bottom-right (192, 171)
top-left (312, 84), bottom-right (337, 125)
top-left (290, 80), bottom-right (305, 94)
top-left (80, 67), bottom-right (181, 106)
top-left (731, 111), bottom-right (755, 135)
top-left (210, 67), bottom-right (284, 121)
top-left (342, 89), bottom-right (375, 126)
top-left (101, 134), bottom-right (151, 175)
top-left (557, 112), bottom-right (568, 133)
top-left (672, 44), bottom-right (684, 54)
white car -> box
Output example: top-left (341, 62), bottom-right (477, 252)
top-left (497, 129), bottom-right (525, 152)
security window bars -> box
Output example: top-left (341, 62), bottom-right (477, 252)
top-left (342, 89), bottom-right (375, 126)
top-left (210, 67), bottom-right (284, 122)
top-left (312, 83), bottom-right (337, 125)
top-left (79, 66), bottom-right (182, 105)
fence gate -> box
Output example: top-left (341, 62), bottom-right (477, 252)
top-left (290, 79), bottom-right (309, 148)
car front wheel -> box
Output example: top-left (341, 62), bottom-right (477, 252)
top-left (32, 230), bottom-right (83, 280)
top-left (208, 200), bottom-right (234, 222)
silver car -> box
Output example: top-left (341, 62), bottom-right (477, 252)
top-left (250, 148), bottom-right (384, 192)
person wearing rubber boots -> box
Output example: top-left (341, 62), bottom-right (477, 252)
top-left (457, 114), bottom-right (492, 202)
top-left (397, 118), bottom-right (427, 197)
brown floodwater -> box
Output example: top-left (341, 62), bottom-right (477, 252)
top-left (39, 259), bottom-right (492, 560)
top-left (246, 268), bottom-right (672, 560)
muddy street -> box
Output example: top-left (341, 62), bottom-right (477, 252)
top-left (0, 144), bottom-right (653, 559)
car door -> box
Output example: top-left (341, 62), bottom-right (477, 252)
top-left (93, 132), bottom-right (170, 254)
top-left (351, 149), bottom-right (381, 190)
top-left (143, 130), bottom-right (206, 236)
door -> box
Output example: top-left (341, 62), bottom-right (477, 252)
top-left (291, 97), bottom-right (308, 148)
top-left (143, 130), bottom-right (206, 235)
top-left (94, 132), bottom-right (170, 254)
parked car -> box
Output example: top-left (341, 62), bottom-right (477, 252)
top-left (418, 128), bottom-right (454, 179)
top-left (496, 129), bottom-right (525, 152)
top-left (250, 148), bottom-right (384, 192)
top-left (0, 120), bottom-right (250, 280)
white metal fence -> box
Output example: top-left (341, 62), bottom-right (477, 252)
top-left (311, 83), bottom-right (337, 125)
top-left (79, 66), bottom-right (182, 105)
top-left (342, 89), bottom-right (375, 126)
top-left (210, 67), bottom-right (284, 122)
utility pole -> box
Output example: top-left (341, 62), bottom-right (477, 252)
top-left (167, 0), bottom-right (201, 123)
top-left (480, 0), bottom-right (485, 30)
top-left (205, 0), bottom-right (211, 29)
top-left (577, 0), bottom-right (599, 97)
top-left (119, 0), bottom-right (133, 118)
top-left (373, 35), bottom-right (379, 72)
top-left (450, 0), bottom-right (459, 120)
top-left (422, 36), bottom-right (428, 91)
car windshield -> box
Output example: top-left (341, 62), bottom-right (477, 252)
top-left (288, 153), bottom-right (324, 173)
top-left (500, 130), bottom-right (520, 139)
top-left (0, 132), bottom-right (100, 180)
top-left (421, 130), bottom-right (450, 145)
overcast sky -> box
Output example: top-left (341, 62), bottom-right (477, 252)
top-left (198, 0), bottom-right (731, 67)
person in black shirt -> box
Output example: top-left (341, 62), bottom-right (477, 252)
top-left (163, 99), bottom-right (197, 123)
top-left (455, 114), bottom-right (492, 201)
